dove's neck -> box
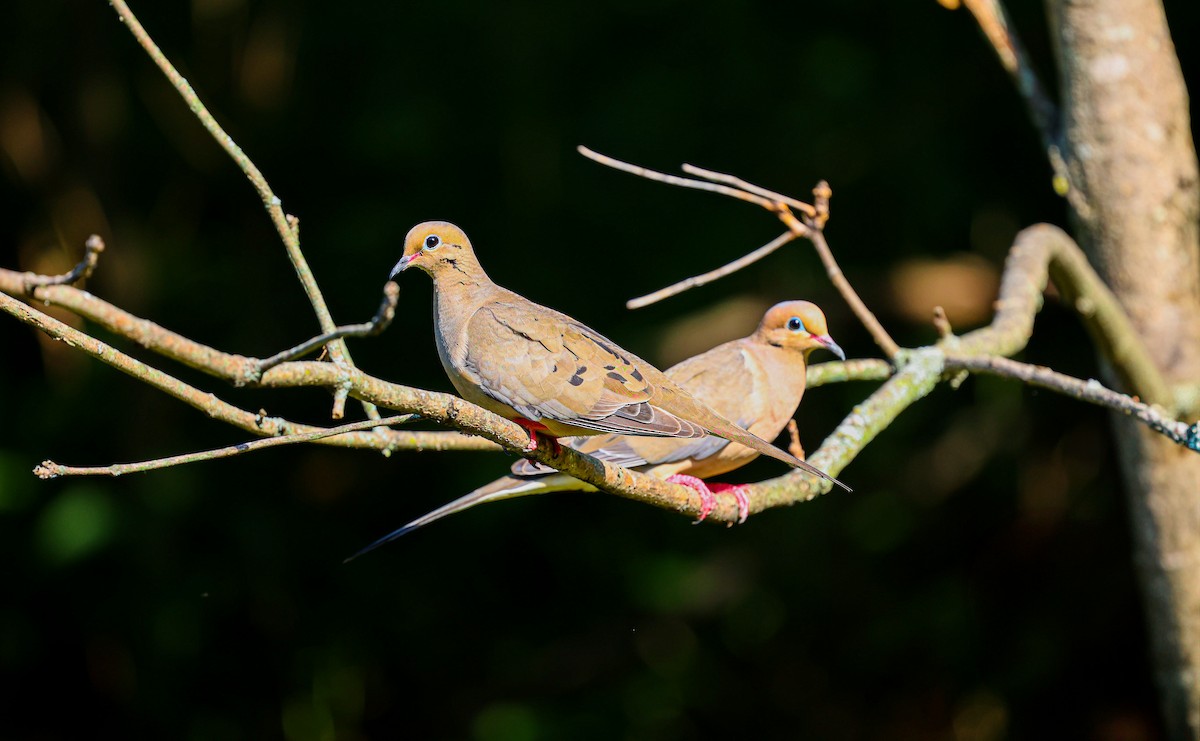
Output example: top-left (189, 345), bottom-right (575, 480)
top-left (429, 265), bottom-right (504, 373)
top-left (430, 257), bottom-right (501, 313)
top-left (755, 343), bottom-right (810, 408)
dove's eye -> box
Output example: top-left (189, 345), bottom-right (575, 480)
top-left (787, 316), bottom-right (806, 333)
top-left (424, 235), bottom-right (441, 250)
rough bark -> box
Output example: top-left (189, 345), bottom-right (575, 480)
top-left (1049, 1), bottom-right (1200, 736)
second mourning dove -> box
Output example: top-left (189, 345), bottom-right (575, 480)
top-left (347, 299), bottom-right (846, 559)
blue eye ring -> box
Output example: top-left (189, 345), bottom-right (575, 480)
top-left (424, 235), bottom-right (441, 250)
top-left (787, 316), bottom-right (806, 333)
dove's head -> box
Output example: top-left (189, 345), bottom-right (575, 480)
top-left (755, 300), bottom-right (845, 360)
top-left (391, 221), bottom-right (485, 281)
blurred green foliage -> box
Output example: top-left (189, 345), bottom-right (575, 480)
top-left (2, 0), bottom-right (1197, 739)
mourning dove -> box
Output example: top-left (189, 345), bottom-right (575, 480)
top-left (390, 221), bottom-right (845, 466)
top-left (347, 299), bottom-right (846, 559)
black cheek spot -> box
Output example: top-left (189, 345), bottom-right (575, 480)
top-left (551, 364), bottom-right (558, 373)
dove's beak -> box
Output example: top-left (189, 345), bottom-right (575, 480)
top-left (815, 334), bottom-right (846, 361)
top-left (390, 253), bottom-right (418, 279)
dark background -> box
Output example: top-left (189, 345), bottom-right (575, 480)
top-left (2, 0), bottom-right (1197, 739)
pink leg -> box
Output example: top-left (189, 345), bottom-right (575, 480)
top-left (709, 483), bottom-right (751, 525)
top-left (666, 477), bottom-right (751, 525)
top-left (667, 474), bottom-right (716, 523)
top-left (513, 417), bottom-right (562, 456)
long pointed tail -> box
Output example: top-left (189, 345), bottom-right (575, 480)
top-left (343, 473), bottom-right (587, 562)
top-left (703, 416), bottom-right (851, 493)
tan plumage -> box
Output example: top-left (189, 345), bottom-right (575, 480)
top-left (391, 221), bottom-right (844, 469)
top-left (347, 298), bottom-right (847, 558)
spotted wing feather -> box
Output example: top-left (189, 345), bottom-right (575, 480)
top-left (465, 301), bottom-right (707, 438)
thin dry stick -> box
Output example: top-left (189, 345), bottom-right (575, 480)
top-left (627, 231), bottom-right (799, 309)
top-left (955, 0), bottom-right (1071, 201)
top-left (255, 283), bottom-right (400, 377)
top-left (35, 414), bottom-right (417, 478)
top-left (946, 354), bottom-right (1199, 450)
top-left (583, 147), bottom-right (902, 359)
top-left (780, 209), bottom-right (901, 359)
top-left (785, 419), bottom-right (805, 460)
top-left (577, 146), bottom-right (779, 210)
top-left (932, 305), bottom-right (954, 339)
top-left (107, 0), bottom-right (361, 416)
top-left (22, 235), bottom-right (105, 291)
top-left (681, 163), bottom-right (816, 216)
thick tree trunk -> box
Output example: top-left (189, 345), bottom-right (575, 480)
top-left (1049, 1), bottom-right (1200, 736)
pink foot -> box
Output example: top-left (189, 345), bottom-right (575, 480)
top-left (513, 417), bottom-right (562, 455)
top-left (665, 477), bottom-right (751, 525)
top-left (667, 474), bottom-right (716, 523)
top-left (709, 483), bottom-right (751, 525)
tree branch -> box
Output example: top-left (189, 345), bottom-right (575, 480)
top-left (0, 288), bottom-right (496, 454)
top-left (108, 0), bottom-right (361, 415)
top-left (950, 224), bottom-right (1173, 410)
top-left (951, 1), bottom-right (1064, 183)
top-left (945, 355), bottom-right (1199, 450)
top-left (35, 414), bottom-right (417, 478)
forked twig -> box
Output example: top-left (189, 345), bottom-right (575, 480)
top-left (680, 163), bottom-right (816, 217)
top-left (577, 146), bottom-right (782, 211)
top-left (581, 146), bottom-right (901, 359)
top-left (254, 282), bottom-right (400, 377)
top-left (108, 0), bottom-right (366, 418)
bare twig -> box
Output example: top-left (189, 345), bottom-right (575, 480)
top-left (255, 282), bottom-right (400, 377)
top-left (35, 414), bottom-right (418, 478)
top-left (577, 146), bottom-right (780, 210)
top-left (791, 215), bottom-right (900, 359)
top-left (945, 354), bottom-right (1199, 451)
top-left (785, 419), bottom-right (805, 460)
top-left (584, 147), bottom-right (902, 359)
top-left (681, 163), bottom-right (816, 216)
top-left (22, 235), bottom-right (105, 291)
top-left (952, 0), bottom-right (1071, 198)
top-left (626, 231), bottom-right (799, 309)
top-left (932, 305), bottom-right (954, 339)
top-left (107, 0), bottom-right (355, 388)
top-left (2, 243), bottom-right (893, 459)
